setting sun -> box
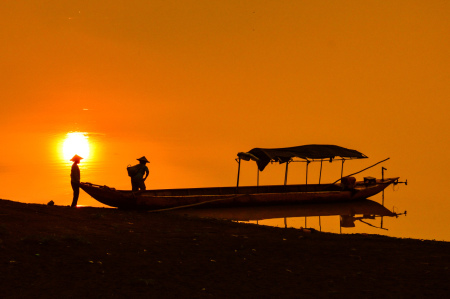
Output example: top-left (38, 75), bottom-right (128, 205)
top-left (62, 132), bottom-right (90, 162)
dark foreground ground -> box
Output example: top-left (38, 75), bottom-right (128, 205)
top-left (1, 199), bottom-right (449, 298)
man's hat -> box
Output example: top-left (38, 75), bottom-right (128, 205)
top-left (137, 156), bottom-right (150, 163)
top-left (70, 155), bottom-right (83, 162)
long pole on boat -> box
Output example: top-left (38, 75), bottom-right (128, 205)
top-left (341, 159), bottom-right (345, 179)
top-left (331, 157), bottom-right (390, 184)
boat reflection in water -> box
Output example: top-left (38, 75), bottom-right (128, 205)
top-left (169, 199), bottom-right (406, 233)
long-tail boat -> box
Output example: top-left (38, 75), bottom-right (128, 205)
top-left (80, 145), bottom-right (404, 210)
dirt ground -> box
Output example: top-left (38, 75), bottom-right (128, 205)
top-left (1, 198), bottom-right (449, 298)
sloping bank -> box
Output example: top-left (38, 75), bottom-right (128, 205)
top-left (0, 199), bottom-right (449, 298)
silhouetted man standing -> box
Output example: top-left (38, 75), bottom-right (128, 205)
top-left (70, 155), bottom-right (83, 207)
top-left (131, 156), bottom-right (150, 191)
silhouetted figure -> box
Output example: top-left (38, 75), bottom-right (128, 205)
top-left (70, 155), bottom-right (83, 207)
top-left (129, 156), bottom-right (150, 191)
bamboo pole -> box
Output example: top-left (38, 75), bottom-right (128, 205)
top-left (331, 157), bottom-right (390, 184)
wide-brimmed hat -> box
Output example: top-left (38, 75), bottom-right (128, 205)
top-left (137, 156), bottom-right (150, 163)
top-left (70, 155), bottom-right (83, 162)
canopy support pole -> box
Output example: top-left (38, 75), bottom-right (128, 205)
top-left (319, 159), bottom-right (323, 185)
top-left (341, 159), bottom-right (345, 179)
top-left (284, 161), bottom-right (290, 185)
top-left (256, 165), bottom-right (260, 192)
top-left (236, 157), bottom-right (241, 193)
top-left (306, 161), bottom-right (310, 186)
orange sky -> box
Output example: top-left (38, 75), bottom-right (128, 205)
top-left (0, 1), bottom-right (449, 240)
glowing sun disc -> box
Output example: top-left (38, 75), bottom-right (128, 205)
top-left (63, 132), bottom-right (90, 161)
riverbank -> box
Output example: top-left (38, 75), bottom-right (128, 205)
top-left (1, 198), bottom-right (449, 298)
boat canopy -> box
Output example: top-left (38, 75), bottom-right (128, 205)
top-left (238, 144), bottom-right (367, 171)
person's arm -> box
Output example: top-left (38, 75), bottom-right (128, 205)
top-left (143, 167), bottom-right (149, 181)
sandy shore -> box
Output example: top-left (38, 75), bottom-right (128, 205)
top-left (1, 198), bottom-right (449, 298)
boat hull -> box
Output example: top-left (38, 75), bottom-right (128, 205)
top-left (80, 178), bottom-right (399, 210)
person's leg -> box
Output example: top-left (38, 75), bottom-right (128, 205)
top-left (71, 181), bottom-right (79, 207)
top-left (131, 179), bottom-right (139, 191)
top-left (139, 180), bottom-right (146, 191)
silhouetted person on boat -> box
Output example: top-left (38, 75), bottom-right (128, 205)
top-left (129, 156), bottom-right (150, 191)
top-left (70, 155), bottom-right (83, 208)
